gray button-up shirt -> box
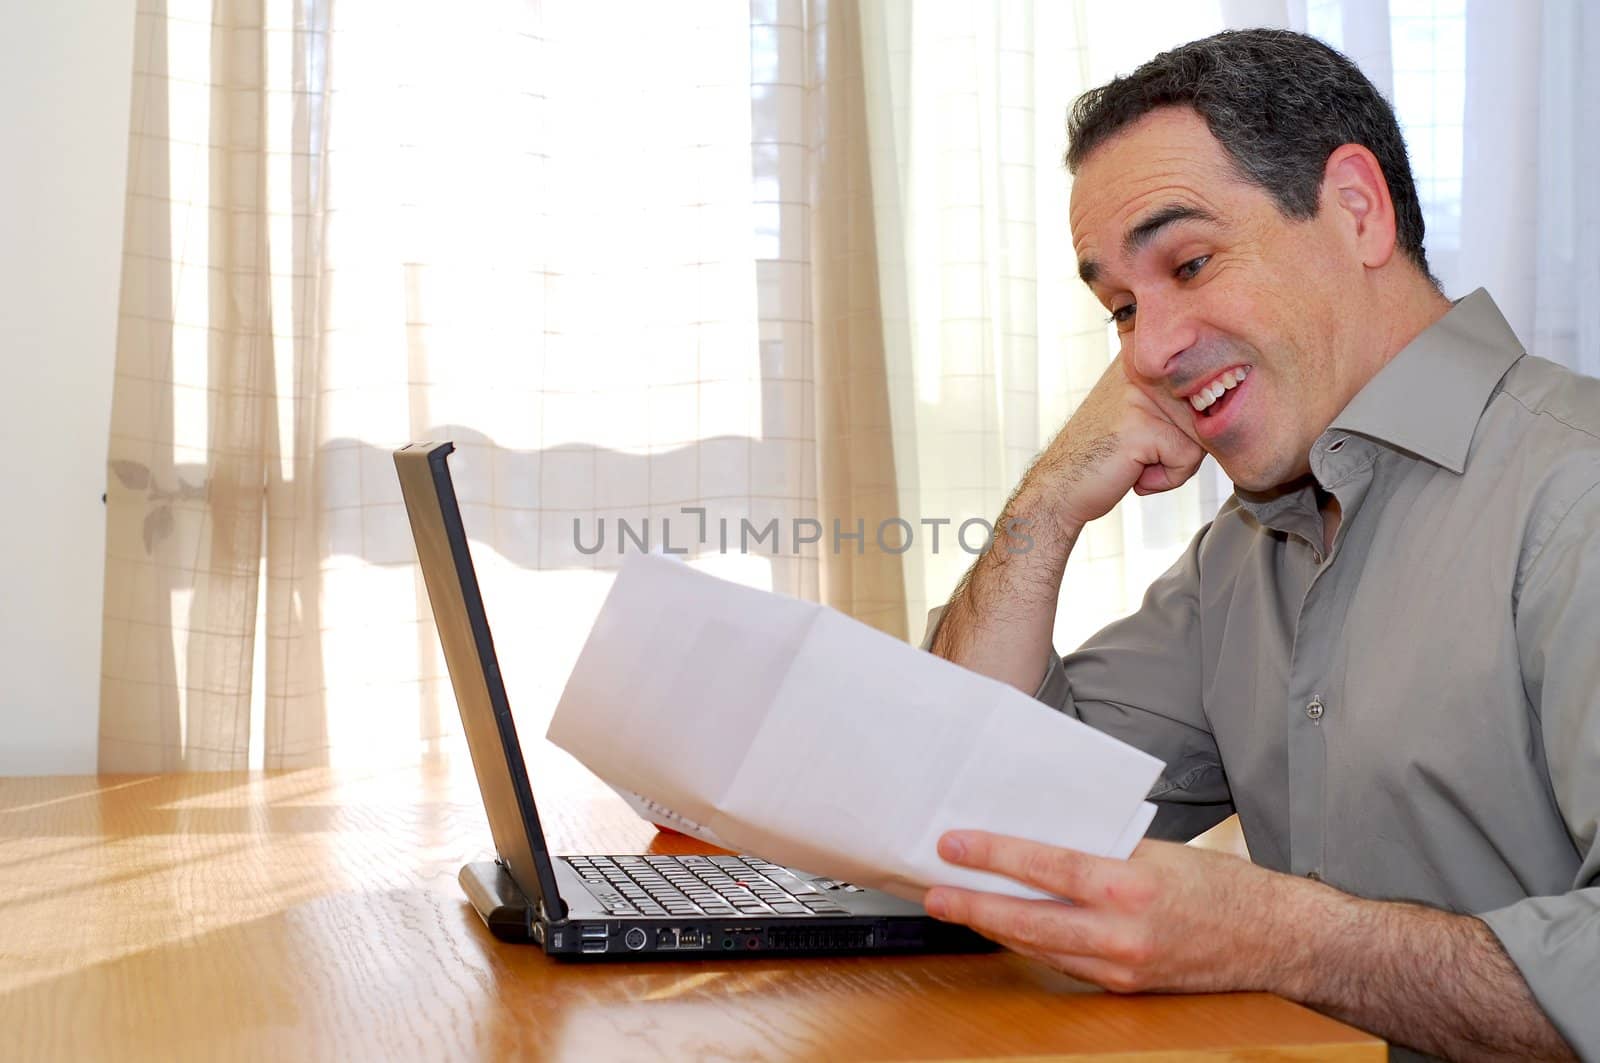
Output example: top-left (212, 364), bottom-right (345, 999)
top-left (927, 290), bottom-right (1599, 1053)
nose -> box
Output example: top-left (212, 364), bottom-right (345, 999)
top-left (1123, 288), bottom-right (1198, 386)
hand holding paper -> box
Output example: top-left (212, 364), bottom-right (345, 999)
top-left (548, 554), bottom-right (1165, 902)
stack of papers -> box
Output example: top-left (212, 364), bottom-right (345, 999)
top-left (547, 554), bottom-right (1164, 902)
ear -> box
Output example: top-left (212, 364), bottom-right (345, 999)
top-left (1321, 144), bottom-right (1397, 270)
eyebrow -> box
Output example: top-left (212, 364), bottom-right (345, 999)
top-left (1077, 203), bottom-right (1222, 288)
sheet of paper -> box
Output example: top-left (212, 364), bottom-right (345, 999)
top-left (548, 553), bottom-right (1166, 902)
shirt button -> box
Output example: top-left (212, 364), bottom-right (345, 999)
top-left (1305, 696), bottom-right (1325, 721)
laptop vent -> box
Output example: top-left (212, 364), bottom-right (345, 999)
top-left (765, 927), bottom-right (874, 951)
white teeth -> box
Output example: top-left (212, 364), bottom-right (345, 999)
top-left (1188, 367), bottom-right (1249, 413)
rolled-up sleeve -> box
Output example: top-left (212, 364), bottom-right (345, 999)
top-left (1480, 483), bottom-right (1600, 1056)
top-left (921, 523), bottom-right (1232, 841)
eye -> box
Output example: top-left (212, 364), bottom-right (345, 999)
top-left (1106, 302), bottom-right (1136, 331)
top-left (1175, 255), bottom-right (1211, 281)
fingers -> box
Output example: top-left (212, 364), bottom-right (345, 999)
top-left (1134, 460), bottom-right (1191, 494)
top-left (1134, 419), bottom-right (1205, 494)
top-left (939, 831), bottom-right (1144, 906)
top-left (924, 888), bottom-right (1106, 956)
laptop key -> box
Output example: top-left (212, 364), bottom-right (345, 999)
top-left (769, 902), bottom-right (809, 914)
top-left (755, 869), bottom-right (820, 895)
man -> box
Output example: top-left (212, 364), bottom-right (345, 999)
top-left (921, 29), bottom-right (1596, 1063)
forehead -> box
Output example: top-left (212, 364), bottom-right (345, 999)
top-left (1069, 106), bottom-right (1258, 259)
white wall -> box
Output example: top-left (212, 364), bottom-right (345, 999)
top-left (0, 3), bottom-right (138, 775)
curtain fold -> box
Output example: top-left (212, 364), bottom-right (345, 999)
top-left (102, 0), bottom-right (284, 770)
top-left (810, 0), bottom-right (909, 639)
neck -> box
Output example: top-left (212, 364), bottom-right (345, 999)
top-left (1364, 269), bottom-right (1454, 373)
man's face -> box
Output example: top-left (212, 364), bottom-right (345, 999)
top-left (1069, 107), bottom-right (1367, 491)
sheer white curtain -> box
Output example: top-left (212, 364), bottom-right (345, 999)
top-left (101, 0), bottom-right (826, 769)
top-left (859, 0), bottom-right (1599, 650)
top-left (1284, 0), bottom-right (1599, 375)
top-left (102, 0), bottom-right (1594, 770)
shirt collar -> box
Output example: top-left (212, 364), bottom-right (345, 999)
top-left (1326, 287), bottom-right (1525, 475)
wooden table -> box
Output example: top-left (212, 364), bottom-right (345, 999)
top-left (0, 746), bottom-right (1384, 1061)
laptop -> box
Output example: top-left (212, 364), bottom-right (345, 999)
top-left (394, 440), bottom-right (994, 959)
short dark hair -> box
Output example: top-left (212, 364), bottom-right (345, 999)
top-left (1065, 29), bottom-right (1434, 282)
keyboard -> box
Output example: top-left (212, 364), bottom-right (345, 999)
top-left (566, 854), bottom-right (857, 918)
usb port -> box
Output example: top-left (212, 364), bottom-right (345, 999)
top-left (580, 924), bottom-right (609, 941)
top-left (676, 928), bottom-right (702, 949)
top-left (580, 938), bottom-right (608, 954)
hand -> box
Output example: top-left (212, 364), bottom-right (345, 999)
top-left (923, 832), bottom-right (1286, 994)
top-left (1026, 356), bottom-right (1206, 536)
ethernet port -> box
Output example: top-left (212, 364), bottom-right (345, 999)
top-left (656, 928), bottom-right (678, 949)
top-left (677, 928), bottom-right (703, 949)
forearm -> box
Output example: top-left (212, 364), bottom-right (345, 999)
top-left (929, 486), bottom-right (1078, 693)
top-left (929, 358), bottom-right (1208, 691)
top-left (1263, 874), bottom-right (1574, 1061)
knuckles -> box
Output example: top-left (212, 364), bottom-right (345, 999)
top-left (1104, 870), bottom-right (1159, 910)
top-left (1108, 927), bottom-right (1157, 970)
top-left (1006, 908), bottom-right (1053, 946)
top-left (1021, 847), bottom-right (1076, 892)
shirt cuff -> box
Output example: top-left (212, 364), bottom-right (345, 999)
top-left (1477, 888), bottom-right (1600, 1056)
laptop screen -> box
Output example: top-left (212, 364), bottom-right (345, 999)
top-left (393, 441), bottom-right (566, 919)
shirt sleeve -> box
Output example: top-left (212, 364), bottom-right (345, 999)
top-left (920, 523), bottom-right (1232, 842)
top-left (1478, 482), bottom-right (1600, 1057)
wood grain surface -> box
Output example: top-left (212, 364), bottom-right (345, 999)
top-left (0, 746), bottom-right (1381, 1061)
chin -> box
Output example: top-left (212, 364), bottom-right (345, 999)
top-left (1216, 453), bottom-right (1305, 495)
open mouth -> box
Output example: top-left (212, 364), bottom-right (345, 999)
top-left (1187, 366), bottom-right (1253, 442)
top-left (1189, 366), bottom-right (1249, 419)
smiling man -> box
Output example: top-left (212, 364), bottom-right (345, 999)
top-left (922, 29), bottom-right (1596, 1063)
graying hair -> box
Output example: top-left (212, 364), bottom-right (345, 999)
top-left (1066, 29), bottom-right (1434, 282)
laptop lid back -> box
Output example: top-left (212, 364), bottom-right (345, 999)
top-left (393, 441), bottom-right (567, 920)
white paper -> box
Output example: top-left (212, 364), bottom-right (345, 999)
top-left (548, 553), bottom-right (1165, 902)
